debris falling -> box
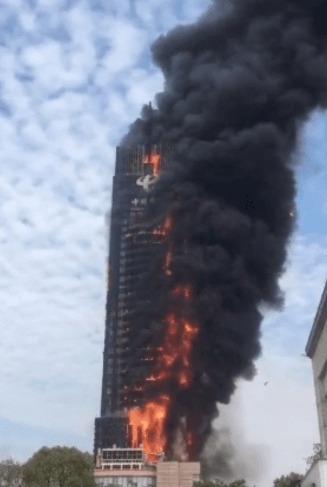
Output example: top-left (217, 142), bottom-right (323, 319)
top-left (124, 0), bottom-right (327, 460)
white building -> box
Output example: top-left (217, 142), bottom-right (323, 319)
top-left (302, 280), bottom-right (327, 487)
top-left (93, 448), bottom-right (200, 487)
top-left (94, 468), bottom-right (156, 487)
top-left (94, 448), bottom-right (156, 487)
top-left (301, 461), bottom-right (327, 487)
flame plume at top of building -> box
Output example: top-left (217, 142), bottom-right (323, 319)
top-left (122, 0), bottom-right (327, 461)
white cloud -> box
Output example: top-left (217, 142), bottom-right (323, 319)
top-left (0, 3), bottom-right (326, 487)
top-left (262, 236), bottom-right (327, 356)
top-left (0, 0), bottom-right (210, 458)
top-left (99, 19), bottom-right (147, 74)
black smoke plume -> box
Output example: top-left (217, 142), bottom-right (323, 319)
top-left (123, 0), bottom-right (327, 460)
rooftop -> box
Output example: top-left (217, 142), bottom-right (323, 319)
top-left (306, 280), bottom-right (327, 358)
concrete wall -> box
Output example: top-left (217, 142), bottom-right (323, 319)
top-left (94, 461), bottom-right (200, 487)
top-left (311, 314), bottom-right (327, 457)
top-left (179, 463), bottom-right (201, 487)
top-left (156, 462), bottom-right (200, 487)
top-left (301, 459), bottom-right (327, 487)
top-left (157, 462), bottom-right (179, 487)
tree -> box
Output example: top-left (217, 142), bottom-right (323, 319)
top-left (194, 480), bottom-right (249, 487)
top-left (305, 443), bottom-right (322, 468)
top-left (227, 482), bottom-right (248, 487)
top-left (0, 458), bottom-right (23, 487)
top-left (273, 472), bottom-right (303, 487)
top-left (22, 446), bottom-right (96, 487)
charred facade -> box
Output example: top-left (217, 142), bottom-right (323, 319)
top-left (94, 0), bottom-right (327, 463)
top-left (94, 144), bottom-right (173, 452)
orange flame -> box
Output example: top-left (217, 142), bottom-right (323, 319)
top-left (144, 151), bottom-right (161, 176)
top-left (129, 395), bottom-right (170, 461)
top-left (128, 181), bottom-right (198, 460)
top-left (161, 314), bottom-right (198, 387)
top-left (173, 286), bottom-right (192, 299)
top-left (164, 251), bottom-right (172, 276)
top-left (152, 216), bottom-right (173, 237)
top-left (128, 291), bottom-right (198, 460)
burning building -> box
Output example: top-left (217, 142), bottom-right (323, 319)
top-left (94, 144), bottom-right (174, 458)
top-left (94, 143), bottom-right (201, 486)
top-left (95, 0), bottom-right (327, 480)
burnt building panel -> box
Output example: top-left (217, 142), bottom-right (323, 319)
top-left (94, 144), bottom-right (172, 452)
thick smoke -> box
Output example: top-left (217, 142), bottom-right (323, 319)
top-left (123, 0), bottom-right (327, 460)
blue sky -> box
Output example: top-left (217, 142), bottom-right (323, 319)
top-left (0, 1), bottom-right (326, 486)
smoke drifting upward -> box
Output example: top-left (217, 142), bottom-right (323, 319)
top-left (123, 0), bottom-right (327, 461)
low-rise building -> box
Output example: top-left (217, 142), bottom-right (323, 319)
top-left (156, 461), bottom-right (200, 487)
top-left (93, 447), bottom-right (200, 487)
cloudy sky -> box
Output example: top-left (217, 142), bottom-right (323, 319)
top-left (0, 0), bottom-right (326, 486)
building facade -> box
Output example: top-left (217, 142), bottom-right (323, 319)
top-left (156, 462), bottom-right (200, 487)
top-left (306, 280), bottom-right (327, 456)
top-left (302, 280), bottom-right (327, 487)
top-left (94, 145), bottom-right (173, 452)
top-left (93, 455), bottom-right (199, 487)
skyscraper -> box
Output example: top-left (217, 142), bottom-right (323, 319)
top-left (94, 144), bottom-right (173, 453)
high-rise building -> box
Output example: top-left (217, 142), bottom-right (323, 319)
top-left (94, 144), bottom-right (173, 453)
